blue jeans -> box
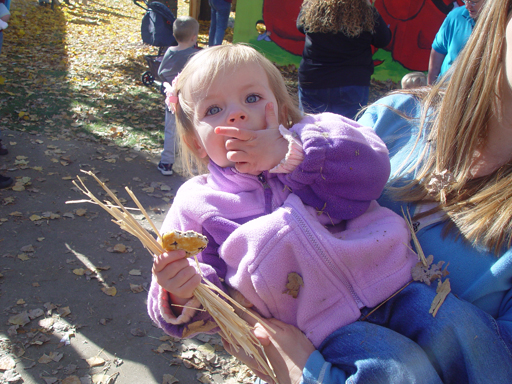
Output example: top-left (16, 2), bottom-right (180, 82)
top-left (208, 0), bottom-right (231, 46)
top-left (319, 282), bottom-right (512, 383)
top-left (298, 85), bottom-right (369, 120)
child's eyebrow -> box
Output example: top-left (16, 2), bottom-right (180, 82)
top-left (199, 82), bottom-right (265, 104)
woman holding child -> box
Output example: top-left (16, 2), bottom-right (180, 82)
top-left (228, 0), bottom-right (512, 382)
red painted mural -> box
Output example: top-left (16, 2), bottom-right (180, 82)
top-left (262, 0), bottom-right (463, 72)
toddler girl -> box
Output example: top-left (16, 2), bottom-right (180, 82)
top-left (148, 44), bottom-right (417, 349)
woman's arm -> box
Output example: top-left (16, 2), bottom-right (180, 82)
top-left (427, 49), bottom-right (445, 85)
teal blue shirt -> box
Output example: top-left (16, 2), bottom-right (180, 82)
top-left (432, 6), bottom-right (475, 76)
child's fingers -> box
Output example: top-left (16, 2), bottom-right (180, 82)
top-left (152, 250), bottom-right (187, 273)
top-left (166, 259), bottom-right (196, 279)
top-left (171, 271), bottom-right (201, 298)
top-left (264, 102), bottom-right (279, 130)
top-left (215, 126), bottom-right (256, 142)
top-left (154, 260), bottom-right (201, 298)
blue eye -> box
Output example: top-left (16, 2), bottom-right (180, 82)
top-left (206, 106), bottom-right (221, 116)
top-left (246, 94), bottom-right (261, 103)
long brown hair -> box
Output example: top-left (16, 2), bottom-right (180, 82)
top-left (388, 0), bottom-right (512, 253)
top-left (298, 0), bottom-right (375, 38)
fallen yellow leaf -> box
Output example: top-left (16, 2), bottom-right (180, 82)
top-left (75, 208), bottom-right (87, 216)
top-left (102, 286), bottom-right (117, 296)
top-left (113, 244), bottom-right (126, 253)
top-left (11, 185), bottom-right (25, 192)
top-left (85, 356), bottom-right (105, 367)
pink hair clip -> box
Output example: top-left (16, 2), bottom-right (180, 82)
top-left (163, 75), bottom-right (179, 114)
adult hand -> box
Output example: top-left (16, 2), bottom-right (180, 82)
top-left (223, 309), bottom-right (316, 384)
top-left (215, 102), bottom-right (288, 175)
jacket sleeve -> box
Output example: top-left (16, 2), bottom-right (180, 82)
top-left (498, 287), bottom-right (512, 351)
top-left (157, 48), bottom-right (176, 84)
top-left (371, 9), bottom-right (392, 48)
top-left (147, 182), bottom-right (230, 339)
top-left (278, 113), bottom-right (391, 221)
top-left (431, 11), bottom-right (452, 55)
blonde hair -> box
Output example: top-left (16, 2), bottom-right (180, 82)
top-left (173, 16), bottom-right (199, 43)
top-left (401, 72), bottom-right (427, 89)
top-left (298, 0), bottom-right (375, 38)
top-left (389, 0), bottom-right (512, 253)
top-left (174, 44), bottom-right (303, 176)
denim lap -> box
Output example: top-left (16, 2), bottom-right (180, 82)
top-left (360, 282), bottom-right (512, 383)
top-left (318, 320), bottom-right (442, 384)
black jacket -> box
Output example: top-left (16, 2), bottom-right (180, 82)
top-left (297, 8), bottom-right (391, 88)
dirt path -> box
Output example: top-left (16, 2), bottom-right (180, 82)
top-left (0, 129), bottom-right (254, 384)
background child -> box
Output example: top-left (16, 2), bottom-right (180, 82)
top-left (156, 16), bottom-right (199, 176)
top-left (149, 44), bottom-right (416, 349)
top-left (401, 71), bottom-right (427, 89)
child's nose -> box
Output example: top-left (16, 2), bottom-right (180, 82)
top-left (228, 111), bottom-right (247, 124)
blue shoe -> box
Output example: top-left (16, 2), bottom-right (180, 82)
top-left (0, 140), bottom-right (8, 156)
top-left (0, 175), bottom-right (13, 189)
top-left (157, 162), bottom-right (173, 176)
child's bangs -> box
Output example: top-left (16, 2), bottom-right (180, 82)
top-left (183, 45), bottom-right (264, 100)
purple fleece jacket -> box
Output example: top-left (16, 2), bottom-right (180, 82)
top-left (147, 113), bottom-right (416, 346)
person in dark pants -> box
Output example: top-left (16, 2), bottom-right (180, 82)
top-left (297, 0), bottom-right (391, 120)
top-left (208, 0), bottom-right (231, 46)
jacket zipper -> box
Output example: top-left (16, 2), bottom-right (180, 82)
top-left (258, 173), bottom-right (273, 214)
top-left (290, 207), bottom-right (364, 308)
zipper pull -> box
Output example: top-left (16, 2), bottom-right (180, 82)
top-left (258, 173), bottom-right (270, 188)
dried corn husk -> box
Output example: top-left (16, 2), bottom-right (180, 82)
top-left (66, 170), bottom-right (277, 383)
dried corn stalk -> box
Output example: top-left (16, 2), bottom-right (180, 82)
top-left (402, 207), bottom-right (451, 317)
top-left (67, 170), bottom-right (277, 383)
